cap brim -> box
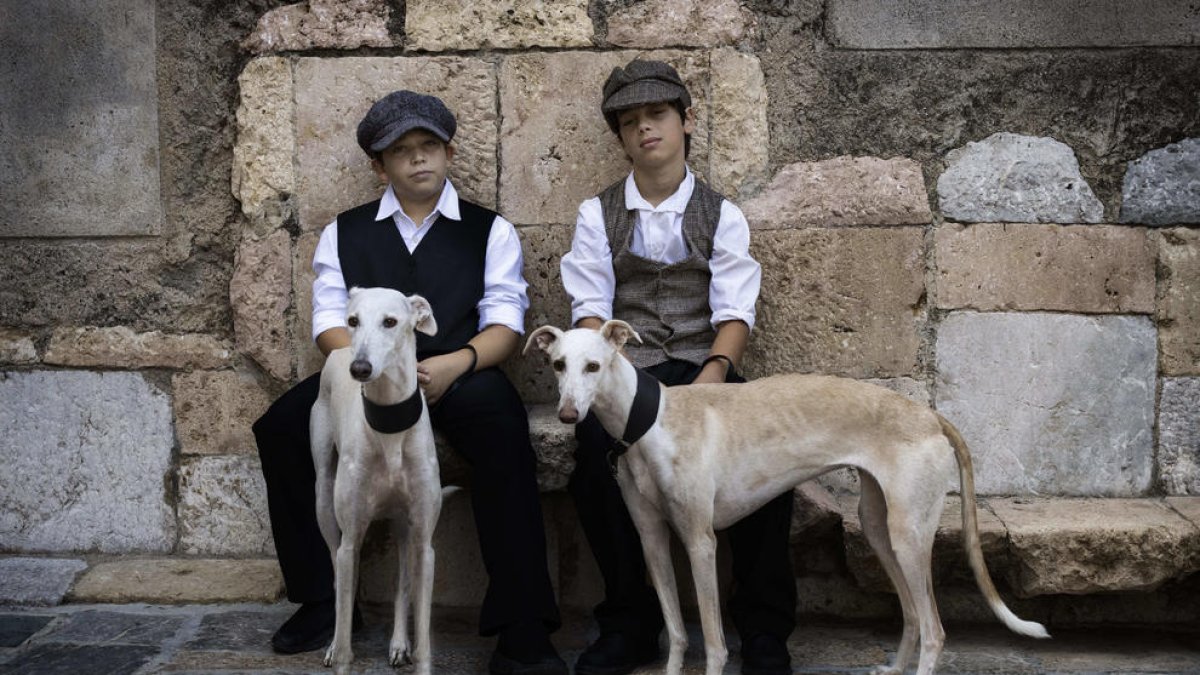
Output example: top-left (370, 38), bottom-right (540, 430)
top-left (601, 80), bottom-right (689, 114)
top-left (369, 118), bottom-right (452, 153)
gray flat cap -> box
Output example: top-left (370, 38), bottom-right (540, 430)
top-left (601, 59), bottom-right (691, 131)
top-left (356, 90), bottom-right (456, 156)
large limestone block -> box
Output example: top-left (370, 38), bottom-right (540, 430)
top-left (1159, 378), bottom-right (1200, 496)
top-left (406, 0), bottom-right (592, 51)
top-left (934, 223), bottom-right (1155, 313)
top-left (989, 498), bottom-right (1200, 596)
top-left (243, 0), bottom-right (394, 53)
top-left (745, 227), bottom-right (926, 379)
top-left (0, 371), bottom-right (175, 552)
top-left (1121, 138), bottom-right (1200, 225)
top-left (232, 57), bottom-right (296, 232)
top-left (178, 456), bottom-right (274, 556)
top-left (292, 231), bottom-right (325, 380)
top-left (709, 48), bottom-right (769, 199)
top-left (68, 559), bottom-right (284, 603)
top-left (499, 50), bottom-right (710, 226)
top-left (43, 327), bottom-right (232, 370)
top-left (1157, 228), bottom-right (1200, 375)
top-left (173, 370), bottom-right (273, 456)
top-left (606, 0), bottom-right (756, 48)
top-left (0, 557), bottom-right (87, 605)
top-left (231, 229), bottom-right (293, 381)
top-left (295, 57), bottom-right (497, 231)
top-left (0, 328), bottom-right (37, 365)
top-left (938, 133), bottom-right (1103, 224)
top-left (505, 226), bottom-right (573, 405)
top-left (742, 157), bottom-right (931, 229)
top-left (935, 312), bottom-right (1156, 496)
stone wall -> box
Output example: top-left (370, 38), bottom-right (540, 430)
top-left (1, 0), bottom-right (1198, 612)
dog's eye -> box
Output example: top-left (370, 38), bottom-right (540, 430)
top-left (585, 362), bottom-right (600, 373)
top-left (552, 359), bottom-right (565, 372)
top-left (383, 317), bottom-right (397, 328)
top-left (347, 316), bottom-right (359, 328)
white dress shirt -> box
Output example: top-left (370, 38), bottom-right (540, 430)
top-left (560, 169), bottom-right (761, 330)
top-left (311, 180), bottom-right (529, 341)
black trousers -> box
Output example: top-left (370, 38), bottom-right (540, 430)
top-left (568, 359), bottom-right (797, 641)
top-left (253, 367), bottom-right (561, 636)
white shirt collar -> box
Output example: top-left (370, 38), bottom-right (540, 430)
top-left (623, 167), bottom-right (694, 214)
top-left (375, 179), bottom-right (461, 223)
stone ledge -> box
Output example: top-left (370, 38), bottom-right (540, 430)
top-left (67, 558), bottom-right (284, 604)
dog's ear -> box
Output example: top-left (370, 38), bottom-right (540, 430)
top-left (348, 286), bottom-right (363, 299)
top-left (407, 294), bottom-right (438, 336)
top-left (523, 325), bottom-right (562, 356)
top-left (600, 320), bottom-right (641, 349)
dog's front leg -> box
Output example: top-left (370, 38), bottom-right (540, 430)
top-left (623, 489), bottom-right (685, 675)
top-left (389, 517), bottom-right (412, 667)
top-left (326, 520), bottom-right (363, 675)
top-left (407, 494), bottom-right (439, 675)
top-left (679, 524), bottom-right (727, 675)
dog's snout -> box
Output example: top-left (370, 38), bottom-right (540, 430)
top-left (350, 359), bottom-right (373, 381)
top-left (558, 403), bottom-right (579, 424)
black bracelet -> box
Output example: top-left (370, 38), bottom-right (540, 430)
top-left (460, 344), bottom-right (478, 374)
top-left (702, 354), bottom-right (734, 374)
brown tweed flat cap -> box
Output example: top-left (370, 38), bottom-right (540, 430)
top-left (601, 59), bottom-right (691, 131)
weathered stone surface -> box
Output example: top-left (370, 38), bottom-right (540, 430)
top-left (243, 0), bottom-right (394, 53)
top-left (0, 328), bottom-right (37, 364)
top-left (710, 48), bottom-right (769, 199)
top-left (742, 157), bottom-right (931, 229)
top-left (828, 0), bottom-right (1200, 49)
top-left (934, 223), bottom-right (1155, 313)
top-left (499, 50), bottom-right (710, 226)
top-left (1, 0), bottom-right (162, 237)
top-left (68, 559), bottom-right (284, 603)
top-left (745, 227), bottom-right (926, 379)
top-left (1160, 378), bottom-right (1200, 496)
top-left (0, 558), bottom-right (87, 606)
top-left (42, 327), bottom-right (232, 370)
top-left (173, 370), bottom-right (272, 456)
top-left (43, 610), bottom-right (184, 645)
top-left (1168, 496), bottom-right (1200, 530)
top-left (230, 229), bottom-right (293, 380)
top-left (406, 0), bottom-right (591, 51)
top-left (0, 371), bottom-right (175, 552)
top-left (231, 57), bottom-right (295, 233)
top-left (178, 456), bottom-right (274, 556)
top-left (0, 614), bottom-right (54, 648)
top-left (606, 0), bottom-right (756, 48)
top-left (1157, 228), bottom-right (1200, 375)
top-left (938, 133), bottom-right (1103, 223)
top-left (292, 231), bottom-right (325, 380)
top-left (935, 313), bottom-right (1156, 496)
top-left (4, 643), bottom-right (159, 674)
top-left (295, 57), bottom-right (497, 231)
top-left (1121, 138), bottom-right (1200, 226)
top-left (989, 498), bottom-right (1200, 596)
top-left (863, 377), bottom-right (930, 406)
top-left (505, 226), bottom-right (573, 405)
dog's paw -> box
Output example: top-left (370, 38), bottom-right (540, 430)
top-left (390, 646), bottom-right (413, 667)
top-left (323, 645), bottom-right (335, 667)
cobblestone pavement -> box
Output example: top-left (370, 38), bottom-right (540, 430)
top-left (1, 602), bottom-right (1198, 674)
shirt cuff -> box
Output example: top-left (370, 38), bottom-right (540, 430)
top-left (312, 310), bottom-right (348, 342)
top-left (478, 304), bottom-right (526, 335)
top-left (711, 309), bottom-right (755, 332)
top-left (571, 302), bottom-right (613, 327)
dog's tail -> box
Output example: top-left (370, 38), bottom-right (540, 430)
top-left (938, 413), bottom-right (1051, 640)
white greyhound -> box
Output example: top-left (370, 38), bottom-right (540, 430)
top-left (311, 287), bottom-right (443, 675)
top-left (525, 320), bottom-right (1049, 675)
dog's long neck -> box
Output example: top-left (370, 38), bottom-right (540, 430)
top-left (361, 352), bottom-right (420, 406)
top-left (589, 353), bottom-right (642, 440)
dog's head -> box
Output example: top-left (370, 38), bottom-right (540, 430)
top-left (523, 320), bottom-right (640, 423)
top-left (345, 287), bottom-right (436, 382)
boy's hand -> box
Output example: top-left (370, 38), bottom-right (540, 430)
top-left (691, 360), bottom-right (728, 385)
top-left (417, 350), bottom-right (473, 405)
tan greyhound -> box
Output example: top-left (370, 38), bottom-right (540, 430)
top-left (525, 320), bottom-right (1049, 675)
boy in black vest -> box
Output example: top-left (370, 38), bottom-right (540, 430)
top-left (253, 90), bottom-right (566, 675)
top-left (560, 60), bottom-right (797, 675)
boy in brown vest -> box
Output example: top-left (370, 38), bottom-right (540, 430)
top-left (560, 60), bottom-right (797, 675)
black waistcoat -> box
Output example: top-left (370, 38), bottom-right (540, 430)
top-left (336, 197), bottom-right (495, 359)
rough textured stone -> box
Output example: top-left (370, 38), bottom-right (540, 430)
top-left (710, 48), bottom-right (769, 199)
top-left (243, 0), bottom-right (394, 53)
top-left (828, 0), bottom-right (1200, 49)
top-left (295, 57), bottom-right (497, 231)
top-left (230, 229), bottom-right (293, 380)
top-left (1168, 496), bottom-right (1200, 530)
top-left (0, 371), bottom-right (175, 553)
top-left (1157, 228), bottom-right (1200, 375)
top-left (742, 157), bottom-right (931, 228)
top-left (1160, 378), bottom-right (1200, 496)
top-left (231, 57), bottom-right (295, 232)
top-left (68, 559), bottom-right (284, 603)
top-left (0, 328), bottom-right (37, 365)
top-left (43, 610), bottom-right (184, 645)
top-left (0, 614), bottom-right (54, 648)
top-left (43, 327), bottom-right (232, 370)
top-left (292, 231), bottom-right (325, 380)
top-left (745, 227), bottom-right (926, 379)
top-left (606, 0), bottom-right (756, 48)
top-left (499, 50), bottom-right (710, 226)
top-left (505, 226), bottom-right (573, 405)
top-left (938, 133), bottom-right (1104, 223)
top-left (989, 498), bottom-right (1200, 596)
top-left (935, 312), bottom-right (1156, 496)
top-left (1, 0), bottom-right (162, 237)
top-left (173, 370), bottom-right (272, 456)
top-left (1121, 138), bottom-right (1200, 226)
top-left (178, 456), bottom-right (274, 556)
top-left (934, 223), bottom-right (1155, 313)
top-left (4, 643), bottom-right (159, 674)
top-left (405, 0), bottom-right (592, 51)
top-left (0, 558), bottom-right (87, 606)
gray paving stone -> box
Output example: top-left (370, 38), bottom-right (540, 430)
top-left (1121, 138), bottom-right (1200, 225)
top-left (185, 609), bottom-right (284, 651)
top-left (40, 610), bottom-right (183, 646)
top-left (1, 643), bottom-right (158, 675)
top-left (1160, 377), bottom-right (1200, 495)
top-left (0, 558), bottom-right (86, 605)
top-left (0, 613), bottom-right (54, 648)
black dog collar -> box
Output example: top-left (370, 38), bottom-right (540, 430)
top-left (362, 386), bottom-right (424, 434)
top-left (607, 369), bottom-right (662, 476)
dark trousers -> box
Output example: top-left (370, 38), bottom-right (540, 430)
top-left (568, 359), bottom-right (797, 641)
top-left (253, 367), bottom-right (561, 636)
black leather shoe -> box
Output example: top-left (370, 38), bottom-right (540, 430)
top-left (270, 600), bottom-right (362, 654)
top-left (488, 649), bottom-right (569, 675)
top-left (740, 633), bottom-right (792, 675)
top-left (574, 632), bottom-right (660, 675)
